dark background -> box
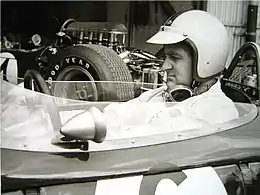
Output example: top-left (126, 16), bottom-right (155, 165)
top-left (1, 1), bottom-right (107, 40)
top-left (1, 1), bottom-right (204, 52)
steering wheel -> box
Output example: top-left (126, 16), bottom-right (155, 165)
top-left (24, 69), bottom-right (62, 131)
top-left (60, 18), bottom-right (76, 32)
top-left (24, 69), bottom-right (51, 95)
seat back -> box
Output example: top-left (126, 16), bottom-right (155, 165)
top-left (221, 82), bottom-right (251, 103)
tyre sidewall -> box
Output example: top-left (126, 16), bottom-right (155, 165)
top-left (47, 45), bottom-right (118, 100)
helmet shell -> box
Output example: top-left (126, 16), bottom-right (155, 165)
top-left (147, 10), bottom-right (230, 82)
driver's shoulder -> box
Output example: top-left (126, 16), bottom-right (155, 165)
top-left (186, 83), bottom-right (239, 121)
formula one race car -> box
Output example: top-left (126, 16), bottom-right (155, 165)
top-left (1, 19), bottom-right (164, 102)
top-left (1, 40), bottom-right (260, 195)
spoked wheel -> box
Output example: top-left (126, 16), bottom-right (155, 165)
top-left (59, 18), bottom-right (76, 32)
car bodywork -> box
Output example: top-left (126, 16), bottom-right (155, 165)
top-left (1, 42), bottom-right (260, 195)
top-left (1, 79), bottom-right (260, 195)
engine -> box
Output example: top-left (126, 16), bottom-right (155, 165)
top-left (40, 19), bottom-right (164, 95)
top-left (58, 19), bottom-right (128, 54)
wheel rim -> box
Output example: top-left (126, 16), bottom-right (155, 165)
top-left (53, 66), bottom-right (99, 101)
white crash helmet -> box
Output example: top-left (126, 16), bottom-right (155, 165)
top-left (147, 10), bottom-right (230, 82)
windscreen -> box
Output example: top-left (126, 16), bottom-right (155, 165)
top-left (1, 77), bottom-right (257, 151)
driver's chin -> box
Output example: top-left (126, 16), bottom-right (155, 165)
top-left (166, 81), bottom-right (177, 92)
top-left (166, 79), bottom-right (192, 92)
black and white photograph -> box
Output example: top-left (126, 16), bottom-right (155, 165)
top-left (1, 0), bottom-right (260, 194)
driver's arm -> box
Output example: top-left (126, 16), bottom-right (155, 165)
top-left (104, 90), bottom-right (239, 140)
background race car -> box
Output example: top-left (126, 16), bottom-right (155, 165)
top-left (1, 19), bottom-right (165, 101)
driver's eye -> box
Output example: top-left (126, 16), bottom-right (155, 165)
top-left (167, 54), bottom-right (181, 62)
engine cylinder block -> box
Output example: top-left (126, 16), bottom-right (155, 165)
top-left (62, 21), bottom-right (128, 54)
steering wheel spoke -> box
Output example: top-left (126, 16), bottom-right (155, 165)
top-left (24, 69), bottom-right (62, 131)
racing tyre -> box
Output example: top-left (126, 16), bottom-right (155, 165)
top-left (44, 44), bottom-right (135, 101)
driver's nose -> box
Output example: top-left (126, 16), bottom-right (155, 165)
top-left (161, 57), bottom-right (172, 71)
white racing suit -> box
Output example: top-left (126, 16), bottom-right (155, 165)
top-left (104, 81), bottom-right (239, 140)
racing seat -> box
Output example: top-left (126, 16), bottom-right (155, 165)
top-left (221, 81), bottom-right (251, 103)
top-left (221, 42), bottom-right (260, 104)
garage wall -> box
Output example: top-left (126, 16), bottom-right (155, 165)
top-left (106, 1), bottom-right (130, 46)
top-left (207, 0), bottom-right (260, 67)
top-left (106, 1), bottom-right (194, 54)
top-left (107, 0), bottom-right (259, 58)
top-left (256, 0), bottom-right (260, 45)
top-left (131, 1), bottom-right (194, 54)
top-left (106, 1), bottom-right (167, 52)
top-left (106, 1), bottom-right (129, 24)
top-left (62, 1), bottom-right (107, 22)
top-left (1, 1), bottom-right (107, 40)
top-left (207, 0), bottom-right (248, 67)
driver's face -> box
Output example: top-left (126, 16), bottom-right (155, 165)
top-left (162, 43), bottom-right (193, 92)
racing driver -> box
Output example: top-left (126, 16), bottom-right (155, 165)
top-left (104, 10), bottom-right (239, 139)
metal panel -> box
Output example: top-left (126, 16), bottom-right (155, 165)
top-left (207, 0), bottom-right (248, 25)
top-left (257, 0), bottom-right (260, 28)
top-left (226, 26), bottom-right (246, 65)
top-left (207, 0), bottom-right (248, 67)
top-left (257, 0), bottom-right (260, 45)
top-left (257, 29), bottom-right (260, 45)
